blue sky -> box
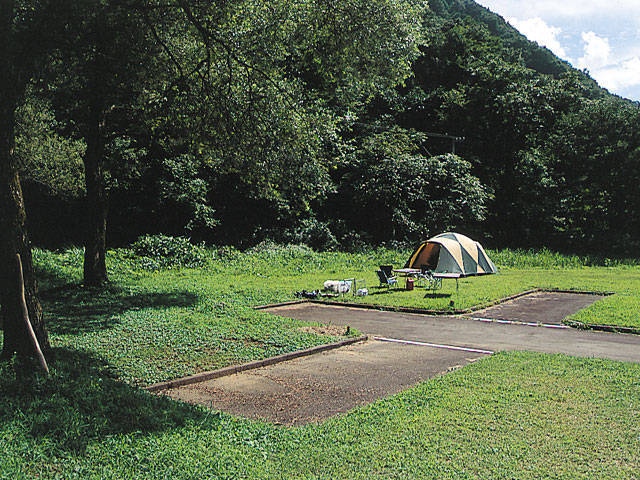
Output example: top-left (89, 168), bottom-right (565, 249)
top-left (475, 0), bottom-right (640, 101)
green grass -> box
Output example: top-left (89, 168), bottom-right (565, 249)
top-left (32, 246), bottom-right (360, 386)
top-left (1, 244), bottom-right (640, 478)
top-left (2, 352), bottom-right (638, 479)
top-left (241, 245), bottom-right (639, 329)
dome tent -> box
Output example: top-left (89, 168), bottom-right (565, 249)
top-left (404, 232), bottom-right (497, 277)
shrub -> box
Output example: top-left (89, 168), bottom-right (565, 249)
top-left (247, 241), bottom-right (316, 259)
top-left (131, 235), bottom-right (207, 270)
top-left (282, 218), bottom-right (339, 251)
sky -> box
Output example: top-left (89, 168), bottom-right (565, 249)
top-left (474, 0), bottom-right (640, 101)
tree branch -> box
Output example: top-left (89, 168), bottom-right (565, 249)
top-left (174, 0), bottom-right (294, 104)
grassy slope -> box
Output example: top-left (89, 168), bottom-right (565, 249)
top-left (1, 246), bottom-right (640, 478)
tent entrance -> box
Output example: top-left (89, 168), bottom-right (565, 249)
top-left (410, 243), bottom-right (440, 271)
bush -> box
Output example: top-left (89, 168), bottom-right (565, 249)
top-left (247, 241), bottom-right (316, 259)
top-left (131, 235), bottom-right (207, 270)
top-left (282, 218), bottom-right (339, 251)
top-left (349, 153), bottom-right (490, 243)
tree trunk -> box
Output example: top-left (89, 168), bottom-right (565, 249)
top-left (0, 96), bottom-right (50, 359)
top-left (1, 0), bottom-right (50, 359)
top-left (83, 111), bottom-right (109, 287)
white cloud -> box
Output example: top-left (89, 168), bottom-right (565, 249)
top-left (575, 31), bottom-right (640, 95)
top-left (578, 31), bottom-right (611, 70)
top-left (508, 17), bottom-right (567, 58)
top-left (477, 1), bottom-right (640, 20)
top-left (474, 0), bottom-right (640, 100)
top-left (590, 56), bottom-right (640, 92)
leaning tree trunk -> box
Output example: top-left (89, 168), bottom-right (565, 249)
top-left (0, 98), bottom-right (50, 359)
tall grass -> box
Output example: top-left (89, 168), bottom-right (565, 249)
top-left (490, 248), bottom-right (640, 268)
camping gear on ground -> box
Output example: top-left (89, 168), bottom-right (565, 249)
top-left (323, 280), bottom-right (352, 293)
top-left (416, 268), bottom-right (442, 290)
top-left (405, 232), bottom-right (497, 277)
top-left (405, 277), bottom-right (414, 291)
top-left (380, 265), bottom-right (394, 277)
top-left (294, 290), bottom-right (319, 299)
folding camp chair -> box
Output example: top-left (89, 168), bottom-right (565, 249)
top-left (376, 268), bottom-right (398, 288)
top-left (380, 265), bottom-right (394, 278)
top-left (416, 265), bottom-right (442, 290)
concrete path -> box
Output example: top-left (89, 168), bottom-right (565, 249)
top-left (469, 291), bottom-right (608, 325)
top-left (268, 300), bottom-right (640, 363)
top-left (161, 292), bottom-right (640, 424)
top-left (164, 339), bottom-right (484, 425)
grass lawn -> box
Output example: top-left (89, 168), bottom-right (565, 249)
top-left (1, 244), bottom-right (640, 478)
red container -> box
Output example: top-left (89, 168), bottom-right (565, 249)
top-left (406, 278), bottom-right (414, 291)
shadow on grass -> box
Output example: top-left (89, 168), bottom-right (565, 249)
top-left (423, 292), bottom-right (452, 299)
top-left (370, 288), bottom-right (403, 295)
top-left (0, 348), bottom-right (211, 455)
top-left (34, 256), bottom-right (83, 291)
top-left (40, 283), bottom-right (198, 335)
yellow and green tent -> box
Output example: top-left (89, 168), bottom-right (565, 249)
top-left (404, 232), bottom-right (497, 277)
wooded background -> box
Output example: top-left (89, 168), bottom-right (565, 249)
top-left (5, 0), bottom-right (640, 271)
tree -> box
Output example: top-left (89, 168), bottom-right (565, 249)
top-left (0, 1), bottom-right (53, 359)
top-left (15, 95), bottom-right (86, 200)
top-left (395, 14), bottom-right (596, 248)
top-left (542, 96), bottom-right (640, 253)
top-left (128, 0), bottom-right (425, 247)
top-left (45, 0), bottom-right (164, 286)
top-left (13, 94), bottom-right (86, 248)
top-left (332, 128), bottom-right (489, 244)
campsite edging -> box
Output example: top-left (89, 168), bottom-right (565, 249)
top-left (145, 334), bottom-right (368, 392)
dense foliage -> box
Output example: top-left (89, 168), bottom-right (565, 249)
top-left (131, 234), bottom-right (207, 270)
top-left (14, 0), bottom-right (640, 256)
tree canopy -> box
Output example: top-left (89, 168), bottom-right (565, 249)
top-left (2, 0), bottom-right (425, 356)
top-left (9, 0), bottom-right (640, 257)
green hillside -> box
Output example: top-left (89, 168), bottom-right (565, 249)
top-left (383, 0), bottom-right (638, 253)
top-left (432, 0), bottom-right (577, 76)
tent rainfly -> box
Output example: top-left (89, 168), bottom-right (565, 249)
top-left (404, 232), bottom-right (497, 277)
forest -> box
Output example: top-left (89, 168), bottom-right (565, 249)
top-left (2, 1), bottom-right (639, 355)
top-left (8, 0), bottom-right (640, 252)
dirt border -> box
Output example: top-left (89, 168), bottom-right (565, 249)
top-left (145, 335), bottom-right (368, 393)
